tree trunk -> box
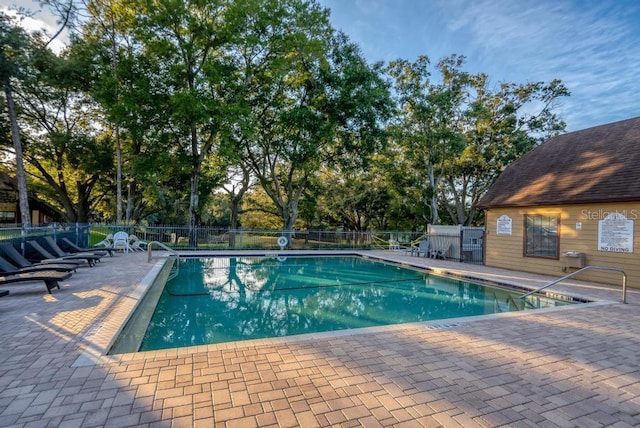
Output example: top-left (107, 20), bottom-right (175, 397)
top-left (427, 164), bottom-right (439, 225)
top-left (76, 183), bottom-right (91, 223)
top-left (116, 124), bottom-right (123, 222)
top-left (110, 21), bottom-right (123, 224)
top-left (229, 197), bottom-right (240, 248)
top-left (188, 165), bottom-right (200, 246)
top-left (282, 200), bottom-right (299, 248)
top-left (227, 166), bottom-right (251, 249)
top-left (4, 78), bottom-right (31, 226)
top-left (126, 180), bottom-right (135, 222)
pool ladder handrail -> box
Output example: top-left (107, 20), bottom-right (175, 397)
top-left (493, 293), bottom-right (536, 313)
top-left (147, 241), bottom-right (180, 281)
top-left (520, 265), bottom-right (627, 303)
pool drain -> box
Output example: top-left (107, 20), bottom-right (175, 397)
top-left (425, 322), bottom-right (464, 330)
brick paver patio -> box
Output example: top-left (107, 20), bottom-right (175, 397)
top-left (1, 250), bottom-right (639, 427)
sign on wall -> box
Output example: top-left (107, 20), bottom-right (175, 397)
top-left (496, 215), bottom-right (512, 235)
top-left (598, 212), bottom-right (634, 253)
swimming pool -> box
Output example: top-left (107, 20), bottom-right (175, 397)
top-left (110, 255), bottom-right (579, 353)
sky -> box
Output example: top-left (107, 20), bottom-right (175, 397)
top-left (4, 0), bottom-right (639, 132)
top-left (317, 0), bottom-right (640, 132)
top-left (2, 1), bottom-right (66, 53)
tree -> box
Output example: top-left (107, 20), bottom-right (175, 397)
top-left (219, 164), bottom-right (253, 247)
top-left (101, 0), bottom-right (238, 240)
top-left (322, 169), bottom-right (392, 232)
top-left (0, 11), bottom-right (38, 225)
top-left (387, 54), bottom-right (568, 226)
top-left (77, 32), bottom-right (188, 223)
top-left (239, 186), bottom-right (284, 230)
top-left (82, 0), bottom-right (130, 223)
top-left (9, 40), bottom-right (116, 222)
top-left (386, 55), bottom-right (469, 226)
top-left (231, 1), bottom-right (392, 232)
top-left (441, 76), bottom-right (569, 224)
top-left (1, 3), bottom-right (81, 225)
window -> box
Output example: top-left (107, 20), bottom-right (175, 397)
top-left (0, 211), bottom-right (15, 223)
top-left (524, 214), bottom-right (559, 258)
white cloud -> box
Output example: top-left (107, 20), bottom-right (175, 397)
top-left (1, 6), bottom-right (66, 54)
top-left (437, 0), bottom-right (640, 129)
top-left (321, 0), bottom-right (640, 131)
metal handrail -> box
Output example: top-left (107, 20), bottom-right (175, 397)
top-left (147, 241), bottom-right (180, 281)
top-left (147, 241), bottom-right (179, 262)
top-left (521, 265), bottom-right (627, 303)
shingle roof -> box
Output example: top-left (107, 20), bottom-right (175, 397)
top-left (476, 116), bottom-right (640, 209)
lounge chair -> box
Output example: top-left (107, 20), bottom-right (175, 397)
top-left (61, 237), bottom-right (114, 257)
top-left (28, 240), bottom-right (95, 267)
top-left (0, 270), bottom-right (73, 293)
top-left (44, 236), bottom-right (105, 264)
top-left (0, 243), bottom-right (81, 269)
top-left (430, 243), bottom-right (451, 260)
top-left (0, 255), bottom-right (76, 274)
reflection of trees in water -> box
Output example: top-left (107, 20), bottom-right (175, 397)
top-left (141, 257), bottom-right (522, 351)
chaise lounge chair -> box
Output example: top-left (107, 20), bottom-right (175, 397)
top-left (28, 241), bottom-right (95, 267)
top-left (61, 237), bottom-right (113, 257)
top-left (0, 255), bottom-right (77, 274)
top-left (0, 270), bottom-right (73, 293)
top-left (0, 243), bottom-right (81, 269)
top-left (44, 236), bottom-right (105, 263)
top-left (430, 243), bottom-right (451, 260)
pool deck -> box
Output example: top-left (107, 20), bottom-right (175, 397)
top-left (1, 250), bottom-right (639, 427)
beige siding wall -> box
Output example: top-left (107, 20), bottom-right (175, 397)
top-left (485, 203), bottom-right (640, 288)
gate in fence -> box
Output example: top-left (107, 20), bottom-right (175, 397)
top-left (427, 225), bottom-right (485, 265)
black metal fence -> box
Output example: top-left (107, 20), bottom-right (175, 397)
top-left (0, 224), bottom-right (92, 262)
top-left (0, 223), bottom-right (484, 264)
top-left (89, 224), bottom-right (376, 250)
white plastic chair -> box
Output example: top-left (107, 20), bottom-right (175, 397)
top-left (129, 235), bottom-right (147, 252)
top-left (388, 239), bottom-right (400, 251)
top-left (94, 234), bottom-right (113, 248)
top-left (410, 239), bottom-right (429, 257)
top-left (112, 231), bottom-right (130, 253)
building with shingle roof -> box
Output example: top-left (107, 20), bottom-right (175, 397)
top-left (477, 116), bottom-right (640, 287)
top-left (0, 171), bottom-right (64, 225)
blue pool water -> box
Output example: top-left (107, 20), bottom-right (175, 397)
top-left (133, 256), bottom-right (575, 351)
